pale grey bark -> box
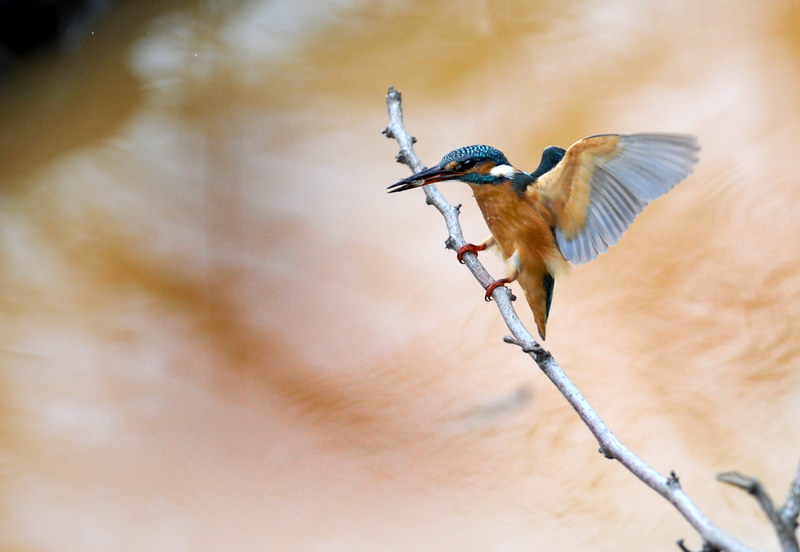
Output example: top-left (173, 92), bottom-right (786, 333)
top-left (717, 467), bottom-right (800, 552)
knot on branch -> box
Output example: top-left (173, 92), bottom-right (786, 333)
top-left (676, 539), bottom-right (721, 552)
top-left (503, 336), bottom-right (549, 361)
top-left (525, 345), bottom-right (548, 359)
top-left (598, 446), bottom-right (615, 460)
top-left (667, 471), bottom-right (681, 489)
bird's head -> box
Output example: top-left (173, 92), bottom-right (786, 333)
top-left (388, 145), bottom-right (515, 193)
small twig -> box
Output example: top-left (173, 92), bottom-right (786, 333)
top-left (383, 86), bottom-right (756, 552)
top-left (718, 471), bottom-right (799, 552)
top-left (503, 335), bottom-right (549, 360)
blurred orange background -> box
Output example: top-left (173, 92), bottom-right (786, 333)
top-left (2, 1), bottom-right (800, 550)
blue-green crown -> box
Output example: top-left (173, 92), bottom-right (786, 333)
top-left (440, 145), bottom-right (509, 184)
top-left (441, 144), bottom-right (508, 166)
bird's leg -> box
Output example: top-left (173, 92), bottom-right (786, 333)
top-left (485, 251), bottom-right (520, 302)
top-left (457, 235), bottom-right (495, 264)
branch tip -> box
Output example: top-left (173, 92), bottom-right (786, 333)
top-left (717, 472), bottom-right (760, 495)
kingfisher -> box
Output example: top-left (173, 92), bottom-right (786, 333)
top-left (388, 133), bottom-right (700, 340)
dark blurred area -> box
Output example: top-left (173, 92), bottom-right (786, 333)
top-left (0, 0), bottom-right (115, 76)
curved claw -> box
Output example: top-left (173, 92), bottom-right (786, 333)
top-left (484, 278), bottom-right (512, 302)
top-left (457, 243), bottom-right (486, 264)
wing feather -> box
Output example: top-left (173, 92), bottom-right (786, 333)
top-left (532, 133), bottom-right (699, 264)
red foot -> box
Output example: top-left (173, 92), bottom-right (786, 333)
top-left (457, 243), bottom-right (486, 264)
top-left (484, 278), bottom-right (512, 302)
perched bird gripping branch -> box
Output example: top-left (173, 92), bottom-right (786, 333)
top-left (388, 133), bottom-right (700, 340)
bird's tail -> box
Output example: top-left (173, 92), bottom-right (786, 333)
top-left (518, 267), bottom-right (555, 341)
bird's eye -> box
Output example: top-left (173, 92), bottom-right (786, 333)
top-left (459, 159), bottom-right (476, 170)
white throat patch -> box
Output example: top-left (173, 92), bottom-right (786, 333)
top-left (489, 164), bottom-right (516, 179)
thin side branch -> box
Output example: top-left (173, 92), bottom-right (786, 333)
top-left (383, 86), bottom-right (756, 552)
top-left (718, 471), bottom-right (799, 552)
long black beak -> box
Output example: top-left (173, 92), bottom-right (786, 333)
top-left (387, 164), bottom-right (460, 193)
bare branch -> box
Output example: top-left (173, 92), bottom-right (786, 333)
top-left (383, 86), bottom-right (758, 552)
top-left (718, 471), bottom-right (799, 552)
top-left (781, 462), bottom-right (800, 534)
top-left (718, 472), bottom-right (780, 519)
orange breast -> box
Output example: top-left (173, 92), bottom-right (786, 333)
top-left (469, 181), bottom-right (567, 340)
top-left (469, 182), bottom-right (559, 269)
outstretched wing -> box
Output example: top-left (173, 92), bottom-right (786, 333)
top-left (529, 133), bottom-right (700, 264)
